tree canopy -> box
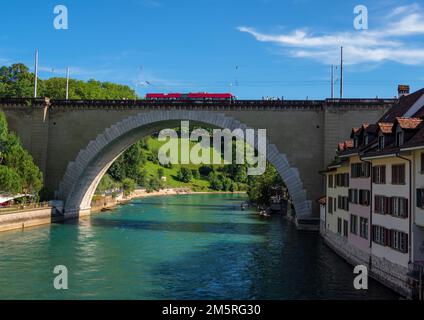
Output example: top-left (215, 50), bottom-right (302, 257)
top-left (0, 63), bottom-right (138, 100)
top-left (0, 111), bottom-right (43, 195)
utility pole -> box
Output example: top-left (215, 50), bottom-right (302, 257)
top-left (331, 65), bottom-right (334, 98)
top-left (340, 46), bottom-right (344, 99)
top-left (66, 67), bottom-right (70, 100)
top-left (34, 49), bottom-right (39, 98)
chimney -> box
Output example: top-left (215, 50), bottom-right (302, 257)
top-left (398, 85), bottom-right (410, 98)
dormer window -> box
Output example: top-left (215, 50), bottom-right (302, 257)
top-left (354, 137), bottom-right (359, 148)
top-left (396, 129), bottom-right (404, 147)
top-left (378, 135), bottom-right (385, 149)
top-left (364, 134), bottom-right (369, 145)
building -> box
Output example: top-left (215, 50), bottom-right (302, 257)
top-left (321, 87), bottom-right (424, 298)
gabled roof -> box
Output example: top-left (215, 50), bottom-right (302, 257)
top-left (379, 88), bottom-right (424, 123)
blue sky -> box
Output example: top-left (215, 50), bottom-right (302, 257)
top-left (1, 0), bottom-right (424, 99)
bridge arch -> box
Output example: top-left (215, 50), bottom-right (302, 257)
top-left (57, 110), bottom-right (311, 218)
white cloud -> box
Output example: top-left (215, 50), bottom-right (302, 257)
top-left (238, 3), bottom-right (424, 65)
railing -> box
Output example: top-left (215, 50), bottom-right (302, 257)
top-left (0, 202), bottom-right (51, 215)
top-left (0, 97), bottom-right (398, 110)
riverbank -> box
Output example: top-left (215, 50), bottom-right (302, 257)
top-left (91, 188), bottom-right (246, 213)
top-left (0, 189), bottom-right (247, 233)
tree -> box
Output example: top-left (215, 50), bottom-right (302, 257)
top-left (247, 164), bottom-right (283, 206)
top-left (177, 167), bottom-right (193, 183)
top-left (0, 112), bottom-right (43, 195)
top-left (157, 168), bottom-right (165, 179)
top-left (0, 165), bottom-right (21, 194)
top-left (208, 172), bottom-right (223, 191)
top-left (122, 178), bottom-right (136, 196)
top-left (0, 63), bottom-right (138, 99)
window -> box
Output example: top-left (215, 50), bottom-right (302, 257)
top-left (358, 190), bottom-right (370, 206)
top-left (396, 130), bottom-right (404, 146)
top-left (392, 164), bottom-right (406, 185)
top-left (391, 197), bottom-right (408, 218)
top-left (343, 220), bottom-right (349, 238)
top-left (378, 135), bottom-right (385, 149)
top-left (372, 165), bottom-right (386, 184)
top-left (373, 226), bottom-right (408, 253)
top-left (338, 196), bottom-right (349, 211)
top-left (374, 195), bottom-right (407, 217)
top-left (337, 218), bottom-right (342, 235)
top-left (364, 134), bottom-right (369, 145)
top-left (360, 218), bottom-right (368, 239)
top-left (348, 188), bottom-right (358, 204)
top-left (354, 137), bottom-right (359, 148)
top-left (351, 163), bottom-right (370, 178)
top-left (350, 215), bottom-right (358, 235)
top-left (336, 173), bottom-right (349, 187)
top-left (421, 153), bottom-right (424, 173)
top-left (328, 175), bottom-right (334, 188)
top-left (372, 225), bottom-right (388, 245)
top-left (417, 189), bottom-right (424, 208)
top-left (328, 197), bottom-right (333, 214)
top-left (374, 195), bottom-right (387, 214)
top-left (391, 230), bottom-right (408, 253)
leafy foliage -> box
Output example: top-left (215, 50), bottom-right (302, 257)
top-left (247, 164), bottom-right (283, 206)
top-left (0, 63), bottom-right (138, 99)
top-left (0, 111), bottom-right (43, 195)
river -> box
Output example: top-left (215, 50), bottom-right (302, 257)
top-left (0, 193), bottom-right (398, 299)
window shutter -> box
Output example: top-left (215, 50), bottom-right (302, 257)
top-left (388, 197), bottom-right (393, 215)
top-left (404, 198), bottom-right (408, 217)
top-left (404, 234), bottom-right (409, 253)
top-left (385, 229), bottom-right (390, 247)
top-left (417, 189), bottom-right (422, 208)
top-left (384, 197), bottom-right (389, 214)
top-left (374, 195), bottom-right (379, 213)
top-left (382, 166), bottom-right (386, 183)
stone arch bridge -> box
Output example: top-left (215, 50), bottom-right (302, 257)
top-left (0, 98), bottom-right (395, 225)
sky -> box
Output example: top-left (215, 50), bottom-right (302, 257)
top-left (1, 0), bottom-right (424, 99)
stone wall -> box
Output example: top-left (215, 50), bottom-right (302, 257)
top-left (0, 99), bottom-right (393, 218)
top-left (0, 207), bottom-right (60, 233)
top-left (321, 227), bottom-right (413, 298)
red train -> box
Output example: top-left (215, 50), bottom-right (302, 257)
top-left (145, 92), bottom-right (234, 101)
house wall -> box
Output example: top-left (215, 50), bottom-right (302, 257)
top-left (371, 155), bottom-right (411, 268)
top-left (348, 155), bottom-right (371, 253)
top-left (326, 164), bottom-right (349, 234)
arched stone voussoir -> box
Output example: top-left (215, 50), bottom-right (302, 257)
top-left (58, 110), bottom-right (312, 219)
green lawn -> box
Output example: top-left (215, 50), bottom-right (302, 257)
top-left (142, 136), bottom-right (226, 192)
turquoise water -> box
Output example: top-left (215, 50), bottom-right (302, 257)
top-left (0, 194), bottom-right (397, 299)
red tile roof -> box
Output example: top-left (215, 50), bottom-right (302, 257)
top-left (317, 196), bottom-right (326, 205)
top-left (378, 122), bottom-right (394, 134)
top-left (395, 117), bottom-right (422, 129)
top-left (379, 88), bottom-right (424, 123)
top-left (344, 140), bottom-right (354, 148)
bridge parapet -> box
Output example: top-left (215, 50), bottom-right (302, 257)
top-left (0, 98), bottom-right (397, 112)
